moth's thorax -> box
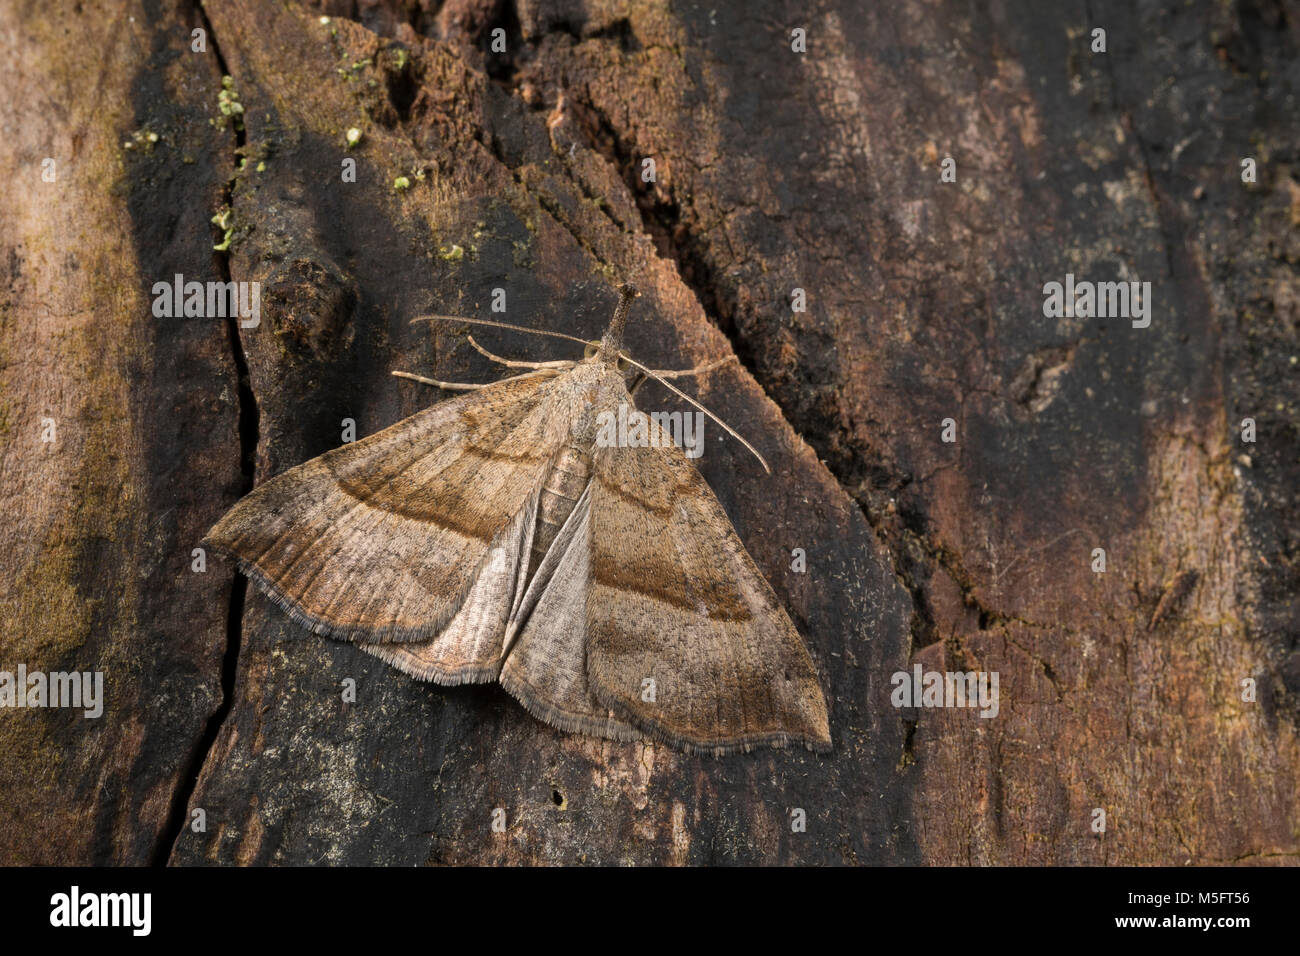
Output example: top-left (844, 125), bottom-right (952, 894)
top-left (563, 360), bottom-right (633, 448)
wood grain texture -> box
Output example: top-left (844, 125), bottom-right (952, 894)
top-left (0, 0), bottom-right (237, 864)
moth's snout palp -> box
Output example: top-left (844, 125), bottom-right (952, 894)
top-left (596, 283), bottom-right (638, 365)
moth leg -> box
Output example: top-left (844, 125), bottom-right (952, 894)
top-left (468, 335), bottom-right (577, 370)
top-left (637, 355), bottom-right (737, 380)
top-left (390, 370), bottom-right (484, 391)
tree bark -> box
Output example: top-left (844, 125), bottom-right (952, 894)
top-left (2, 0), bottom-right (1297, 865)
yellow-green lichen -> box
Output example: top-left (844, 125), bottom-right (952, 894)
top-left (215, 75), bottom-right (244, 131)
top-left (211, 206), bottom-right (234, 251)
top-left (512, 238), bottom-right (534, 268)
top-left (122, 128), bottom-right (159, 154)
top-left (336, 55), bottom-right (373, 81)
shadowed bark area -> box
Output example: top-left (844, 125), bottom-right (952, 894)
top-left (2, 0), bottom-right (1297, 864)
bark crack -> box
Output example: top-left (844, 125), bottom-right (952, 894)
top-left (153, 0), bottom-right (257, 866)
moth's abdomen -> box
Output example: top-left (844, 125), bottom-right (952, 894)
top-left (528, 444), bottom-right (592, 578)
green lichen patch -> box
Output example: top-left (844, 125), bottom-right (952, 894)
top-left (335, 54), bottom-right (374, 81)
top-left (214, 75), bottom-right (244, 132)
top-left (211, 205), bottom-right (234, 251)
top-left (122, 128), bottom-right (160, 154)
top-left (385, 46), bottom-right (409, 73)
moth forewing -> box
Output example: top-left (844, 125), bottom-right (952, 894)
top-left (581, 412), bottom-right (831, 755)
top-left (202, 369), bottom-right (569, 647)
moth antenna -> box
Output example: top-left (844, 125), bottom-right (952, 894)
top-left (410, 314), bottom-right (598, 349)
top-left (618, 352), bottom-right (771, 474)
top-left (412, 311), bottom-right (769, 471)
top-left (466, 335), bottom-right (577, 370)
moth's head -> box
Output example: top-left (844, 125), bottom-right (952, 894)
top-left (594, 283), bottom-right (637, 366)
top-left (583, 346), bottom-right (639, 390)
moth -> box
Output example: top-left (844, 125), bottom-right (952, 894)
top-left (205, 284), bottom-right (831, 755)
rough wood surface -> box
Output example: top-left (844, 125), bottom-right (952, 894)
top-left (1, 0), bottom-right (1297, 865)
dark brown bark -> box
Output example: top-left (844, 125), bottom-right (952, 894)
top-left (1, 0), bottom-right (1297, 864)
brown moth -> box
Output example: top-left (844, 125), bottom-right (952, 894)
top-left (205, 284), bottom-right (831, 755)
